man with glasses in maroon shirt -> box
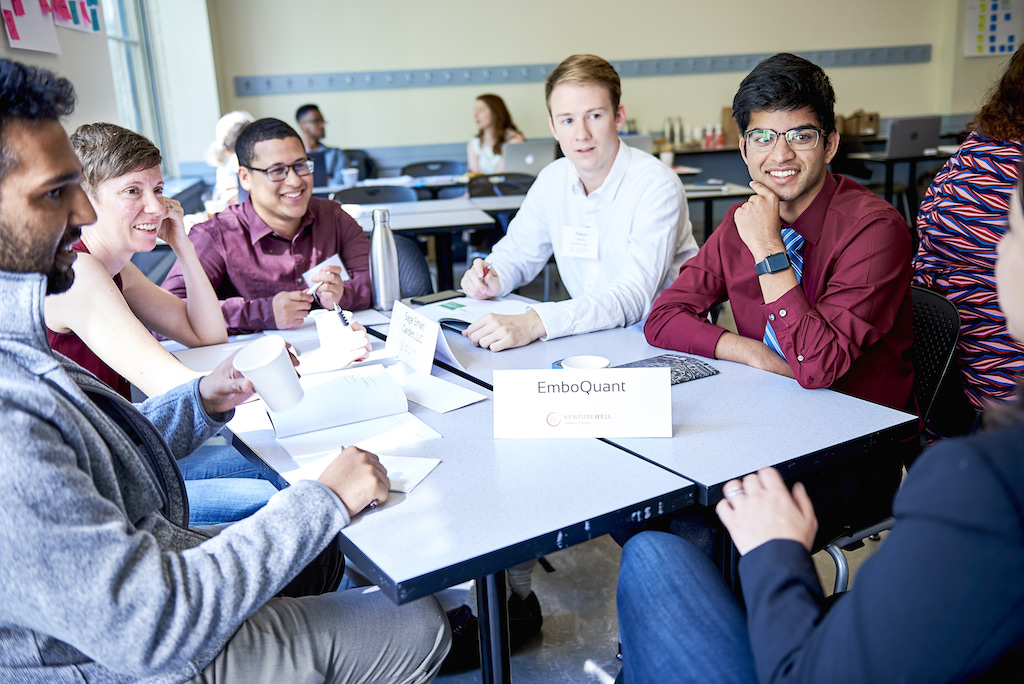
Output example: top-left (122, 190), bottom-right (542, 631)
top-left (643, 53), bottom-right (915, 557)
top-left (163, 118), bottom-right (372, 334)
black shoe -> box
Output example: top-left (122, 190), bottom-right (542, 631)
top-left (508, 591), bottom-right (543, 651)
top-left (440, 605), bottom-right (480, 674)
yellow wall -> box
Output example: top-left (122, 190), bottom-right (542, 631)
top-left (206, 0), bottom-right (1010, 149)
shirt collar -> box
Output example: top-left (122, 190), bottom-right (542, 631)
top-left (570, 139), bottom-right (629, 201)
top-left (787, 172), bottom-right (839, 245)
top-left (240, 197), bottom-right (316, 245)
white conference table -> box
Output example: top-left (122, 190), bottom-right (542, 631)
top-left (171, 333), bottom-right (694, 684)
top-left (371, 302), bottom-right (918, 507)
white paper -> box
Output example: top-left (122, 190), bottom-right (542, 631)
top-left (352, 309), bottom-right (390, 326)
top-left (492, 368), bottom-right (672, 438)
top-left (1, 0), bottom-right (61, 53)
top-left (267, 366), bottom-right (408, 438)
top-left (385, 301), bottom-right (441, 374)
top-left (387, 364), bottom-right (486, 413)
top-left (412, 296), bottom-right (531, 325)
top-left (171, 338), bottom-right (259, 372)
top-left (376, 454), bottom-right (441, 493)
top-left (302, 253), bottom-right (350, 286)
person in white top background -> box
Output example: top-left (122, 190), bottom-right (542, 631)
top-left (466, 93), bottom-right (526, 175)
top-left (460, 53), bottom-right (697, 351)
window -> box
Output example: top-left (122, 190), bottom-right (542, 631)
top-left (103, 0), bottom-right (163, 152)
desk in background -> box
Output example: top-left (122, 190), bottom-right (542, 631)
top-left (848, 148), bottom-right (952, 224)
top-left (341, 200), bottom-right (496, 291)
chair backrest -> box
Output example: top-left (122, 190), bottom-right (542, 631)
top-left (342, 149), bottom-right (377, 180)
top-left (394, 235), bottom-right (434, 298)
top-left (467, 173), bottom-right (536, 198)
top-left (910, 285), bottom-right (961, 425)
top-left (401, 160), bottom-right (467, 177)
top-left (307, 149), bottom-right (328, 187)
top-left (331, 185), bottom-right (419, 204)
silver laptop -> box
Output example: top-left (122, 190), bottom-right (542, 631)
top-left (620, 134), bottom-right (654, 154)
top-left (885, 116), bottom-right (941, 157)
top-left (503, 140), bottom-right (558, 175)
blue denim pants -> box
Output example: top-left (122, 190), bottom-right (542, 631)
top-left (178, 443), bottom-right (281, 526)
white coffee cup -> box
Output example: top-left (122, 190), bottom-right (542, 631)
top-left (341, 168), bottom-right (359, 188)
top-left (659, 150), bottom-right (675, 166)
top-left (232, 335), bottom-right (303, 412)
top-left (312, 308), bottom-right (354, 347)
top-left (560, 355), bottom-right (611, 370)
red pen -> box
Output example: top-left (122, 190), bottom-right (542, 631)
top-left (480, 263), bottom-right (491, 282)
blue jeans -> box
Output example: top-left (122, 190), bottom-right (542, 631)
top-left (178, 444), bottom-right (281, 526)
top-left (616, 532), bottom-right (756, 684)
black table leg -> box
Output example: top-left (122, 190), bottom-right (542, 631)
top-left (477, 572), bottom-right (511, 684)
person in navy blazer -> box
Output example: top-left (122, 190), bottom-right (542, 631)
top-left (615, 167), bottom-right (1024, 682)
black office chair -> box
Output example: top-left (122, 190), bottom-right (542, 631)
top-left (394, 234), bottom-right (434, 298)
top-left (401, 160), bottom-right (467, 177)
top-left (466, 173), bottom-right (536, 198)
top-left (342, 149), bottom-right (378, 180)
top-left (307, 149), bottom-right (329, 187)
top-left (824, 285), bottom-right (960, 593)
top-left (331, 185), bottom-right (419, 204)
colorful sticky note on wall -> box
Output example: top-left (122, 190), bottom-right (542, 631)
top-left (3, 9), bottom-right (21, 40)
top-left (12, 0), bottom-right (26, 16)
top-left (51, 0), bottom-right (71, 20)
top-left (79, 1), bottom-right (86, 24)
top-left (39, 0), bottom-right (53, 14)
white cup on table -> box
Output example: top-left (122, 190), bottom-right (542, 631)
top-left (560, 355), bottom-right (611, 370)
top-left (232, 335), bottom-right (303, 412)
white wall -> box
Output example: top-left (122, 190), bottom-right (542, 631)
top-left (1, 22), bottom-right (119, 133)
top-left (204, 0), bottom-right (1014, 150)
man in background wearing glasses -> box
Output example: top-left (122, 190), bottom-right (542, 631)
top-left (642, 53), bottom-right (915, 557)
top-left (163, 118), bottom-right (371, 334)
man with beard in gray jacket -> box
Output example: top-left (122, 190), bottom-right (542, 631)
top-left (0, 57), bottom-right (449, 683)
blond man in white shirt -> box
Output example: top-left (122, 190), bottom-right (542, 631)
top-left (460, 53), bottom-right (697, 351)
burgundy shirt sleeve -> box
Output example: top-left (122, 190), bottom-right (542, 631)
top-left (644, 222), bottom-right (732, 357)
top-left (764, 209), bottom-right (912, 390)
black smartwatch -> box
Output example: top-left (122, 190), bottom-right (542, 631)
top-left (754, 252), bottom-right (791, 276)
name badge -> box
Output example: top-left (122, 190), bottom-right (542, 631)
top-left (561, 224), bottom-right (599, 259)
top-left (492, 368), bottom-right (671, 438)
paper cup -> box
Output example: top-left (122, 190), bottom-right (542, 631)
top-left (233, 335), bottom-right (303, 412)
top-left (312, 308), bottom-right (354, 348)
top-left (659, 150), bottom-right (675, 166)
top-left (559, 355), bottom-right (611, 370)
top-left (341, 168), bottom-right (359, 188)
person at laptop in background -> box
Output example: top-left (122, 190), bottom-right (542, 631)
top-left (459, 53), bottom-right (697, 351)
top-left (0, 56), bottom-right (450, 684)
top-left (296, 103), bottom-right (349, 187)
top-left (163, 118), bottom-right (374, 336)
top-left (643, 53), bottom-right (914, 558)
top-left (467, 93), bottom-right (526, 174)
top-left (913, 44), bottom-right (1024, 435)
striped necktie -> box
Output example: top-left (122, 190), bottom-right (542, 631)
top-left (762, 227), bottom-right (805, 359)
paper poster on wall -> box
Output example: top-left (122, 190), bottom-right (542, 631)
top-left (52, 0), bottom-right (98, 33)
top-left (0, 0), bottom-right (60, 53)
top-left (965, 0), bottom-right (1023, 56)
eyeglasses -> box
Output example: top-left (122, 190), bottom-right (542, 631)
top-left (743, 127), bottom-right (825, 152)
top-left (248, 160), bottom-right (315, 182)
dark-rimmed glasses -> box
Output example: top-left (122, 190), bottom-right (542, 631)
top-left (743, 127), bottom-right (824, 152)
top-left (248, 160), bottom-right (315, 182)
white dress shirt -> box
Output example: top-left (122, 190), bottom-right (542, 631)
top-left (487, 141), bottom-right (696, 340)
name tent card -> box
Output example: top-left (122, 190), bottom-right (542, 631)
top-left (492, 368), bottom-right (672, 438)
top-left (386, 300), bottom-right (465, 371)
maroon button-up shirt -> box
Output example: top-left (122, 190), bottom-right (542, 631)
top-left (646, 173), bottom-right (914, 411)
top-left (163, 198), bottom-right (371, 334)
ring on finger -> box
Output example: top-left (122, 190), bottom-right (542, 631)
top-left (724, 486), bottom-right (745, 501)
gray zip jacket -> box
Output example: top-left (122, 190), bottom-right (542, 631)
top-left (0, 271), bottom-right (351, 682)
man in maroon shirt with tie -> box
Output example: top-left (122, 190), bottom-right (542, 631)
top-left (644, 53), bottom-right (915, 555)
top-left (163, 118), bottom-right (371, 334)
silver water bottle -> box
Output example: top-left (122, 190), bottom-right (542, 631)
top-left (370, 208), bottom-right (401, 311)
